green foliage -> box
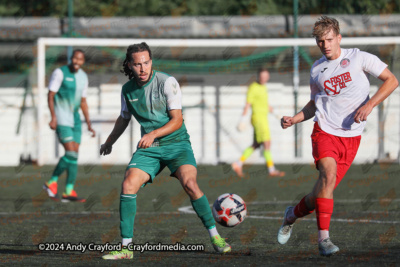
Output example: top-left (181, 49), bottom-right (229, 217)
top-left (299, 0), bottom-right (399, 15)
top-left (0, 0), bottom-right (398, 16)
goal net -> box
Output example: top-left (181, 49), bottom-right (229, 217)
top-left (33, 37), bottom-right (400, 166)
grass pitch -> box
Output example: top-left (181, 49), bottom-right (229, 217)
top-left (0, 163), bottom-right (399, 266)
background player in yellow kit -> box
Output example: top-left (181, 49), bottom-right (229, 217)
top-left (232, 68), bottom-right (285, 177)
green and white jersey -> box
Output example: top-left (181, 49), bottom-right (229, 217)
top-left (48, 65), bottom-right (88, 127)
top-left (120, 70), bottom-right (190, 146)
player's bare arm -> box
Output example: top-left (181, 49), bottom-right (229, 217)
top-left (100, 115), bottom-right (130, 155)
top-left (301, 100), bottom-right (317, 121)
top-left (80, 97), bottom-right (96, 137)
top-left (281, 100), bottom-right (316, 129)
top-left (242, 103), bottom-right (250, 116)
top-left (48, 91), bottom-right (57, 130)
top-left (237, 103), bottom-right (251, 132)
top-left (138, 109), bottom-right (183, 149)
top-left (354, 68), bottom-right (399, 123)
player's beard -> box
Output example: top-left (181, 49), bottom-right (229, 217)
top-left (133, 67), bottom-right (153, 86)
top-left (68, 63), bottom-right (80, 73)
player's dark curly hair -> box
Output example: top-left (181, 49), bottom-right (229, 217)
top-left (70, 49), bottom-right (85, 59)
top-left (121, 42), bottom-right (152, 80)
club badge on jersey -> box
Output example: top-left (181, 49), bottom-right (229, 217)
top-left (340, 58), bottom-right (351, 68)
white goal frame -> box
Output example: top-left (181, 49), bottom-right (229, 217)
top-left (36, 37), bottom-right (400, 166)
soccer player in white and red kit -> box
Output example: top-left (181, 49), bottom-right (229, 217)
top-left (277, 16), bottom-right (398, 256)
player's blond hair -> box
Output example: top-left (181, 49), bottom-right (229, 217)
top-left (312, 16), bottom-right (340, 38)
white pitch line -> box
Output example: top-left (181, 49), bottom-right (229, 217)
top-left (178, 201), bottom-right (400, 224)
top-left (178, 198), bottom-right (400, 214)
top-left (179, 205), bottom-right (196, 214)
top-left (248, 210), bottom-right (399, 215)
top-left (248, 215), bottom-right (400, 224)
top-left (0, 211), bottom-right (112, 215)
top-left (2, 198), bottom-right (399, 225)
top-left (1, 209), bottom-right (398, 224)
top-left (0, 211), bottom-right (181, 215)
top-left (248, 199), bottom-right (400, 204)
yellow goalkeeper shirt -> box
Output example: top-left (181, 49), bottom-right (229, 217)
top-left (246, 82), bottom-right (269, 120)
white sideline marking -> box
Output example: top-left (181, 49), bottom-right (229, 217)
top-left (2, 198), bottom-right (399, 225)
top-left (248, 199), bottom-right (400, 204)
top-left (248, 215), bottom-right (400, 224)
top-left (248, 210), bottom-right (398, 215)
top-left (0, 211), bottom-right (180, 215)
top-left (178, 199), bottom-right (400, 224)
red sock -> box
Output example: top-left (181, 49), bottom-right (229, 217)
top-left (316, 198), bottom-right (334, 230)
top-left (294, 196), bottom-right (315, 218)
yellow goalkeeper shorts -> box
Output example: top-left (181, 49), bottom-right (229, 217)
top-left (251, 117), bottom-right (271, 143)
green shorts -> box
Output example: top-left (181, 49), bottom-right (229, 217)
top-left (127, 140), bottom-right (197, 187)
top-left (56, 125), bottom-right (82, 144)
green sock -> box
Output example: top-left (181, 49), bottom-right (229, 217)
top-left (240, 147), bottom-right (254, 162)
top-left (48, 176), bottom-right (58, 184)
top-left (191, 195), bottom-right (215, 229)
top-left (120, 194), bottom-right (137, 239)
top-left (65, 184), bottom-right (74, 195)
top-left (49, 156), bottom-right (69, 183)
top-left (65, 151), bottom-right (78, 195)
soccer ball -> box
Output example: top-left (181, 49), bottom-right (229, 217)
top-left (212, 193), bottom-right (247, 227)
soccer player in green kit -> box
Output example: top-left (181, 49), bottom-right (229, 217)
top-left (43, 49), bottom-right (96, 202)
top-left (100, 42), bottom-right (231, 260)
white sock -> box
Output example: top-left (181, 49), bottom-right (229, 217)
top-left (236, 161), bottom-right (243, 167)
top-left (268, 166), bottom-right (276, 173)
top-left (122, 238), bottom-right (132, 246)
top-left (286, 208), bottom-right (297, 223)
top-left (208, 225), bottom-right (219, 238)
top-left (318, 230), bottom-right (329, 243)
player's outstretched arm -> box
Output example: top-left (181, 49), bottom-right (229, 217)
top-left (354, 68), bottom-right (399, 123)
top-left (138, 109), bottom-right (183, 149)
top-left (281, 100), bottom-right (316, 129)
top-left (100, 115), bottom-right (130, 155)
top-left (80, 97), bottom-right (96, 137)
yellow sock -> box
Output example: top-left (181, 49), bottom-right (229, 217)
top-left (263, 150), bottom-right (275, 170)
top-left (240, 147), bottom-right (254, 162)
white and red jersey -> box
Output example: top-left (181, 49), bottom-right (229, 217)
top-left (310, 48), bottom-right (387, 137)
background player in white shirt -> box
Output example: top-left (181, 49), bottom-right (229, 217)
top-left (44, 50), bottom-right (95, 202)
top-left (277, 16), bottom-right (398, 256)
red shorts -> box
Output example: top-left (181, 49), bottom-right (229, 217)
top-left (311, 122), bottom-right (361, 188)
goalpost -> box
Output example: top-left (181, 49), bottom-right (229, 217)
top-left (36, 37), bottom-right (400, 166)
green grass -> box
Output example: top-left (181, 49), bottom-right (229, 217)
top-left (0, 163), bottom-right (399, 266)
